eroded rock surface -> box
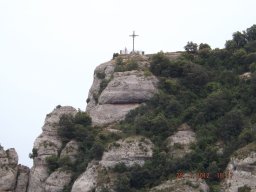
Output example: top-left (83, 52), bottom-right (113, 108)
top-left (86, 55), bottom-right (158, 125)
top-left (100, 136), bottom-right (153, 168)
top-left (150, 175), bottom-right (209, 192)
top-left (45, 169), bottom-right (72, 192)
top-left (221, 142), bottom-right (256, 192)
top-left (166, 123), bottom-right (196, 158)
top-left (0, 146), bottom-right (29, 192)
top-left (0, 147), bottom-right (18, 191)
top-left (15, 165), bottom-right (30, 192)
top-left (60, 140), bottom-right (79, 163)
top-left (71, 162), bottom-right (99, 192)
top-left (27, 106), bottom-right (77, 192)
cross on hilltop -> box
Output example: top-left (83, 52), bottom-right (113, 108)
top-left (130, 31), bottom-right (139, 53)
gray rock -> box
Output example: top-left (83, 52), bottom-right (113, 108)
top-left (99, 70), bottom-right (158, 104)
top-left (44, 170), bottom-right (72, 192)
top-left (100, 136), bottom-right (153, 168)
top-left (71, 162), bottom-right (99, 192)
top-left (0, 147), bottom-right (18, 191)
top-left (221, 142), bottom-right (256, 192)
top-left (27, 165), bottom-right (49, 192)
top-left (166, 123), bottom-right (196, 159)
top-left (86, 61), bottom-right (115, 112)
top-left (150, 175), bottom-right (209, 192)
top-left (15, 165), bottom-right (30, 192)
top-left (6, 148), bottom-right (18, 166)
top-left (88, 103), bottom-right (139, 125)
top-left (86, 57), bottom-right (158, 126)
top-left (60, 140), bottom-right (79, 163)
top-left (27, 106), bottom-right (77, 192)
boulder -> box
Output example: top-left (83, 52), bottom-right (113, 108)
top-left (166, 123), bottom-right (196, 159)
top-left (44, 170), bottom-right (72, 192)
top-left (0, 147), bottom-right (18, 191)
top-left (100, 136), bottom-right (153, 168)
top-left (60, 140), bottom-right (79, 163)
top-left (15, 165), bottom-right (30, 192)
top-left (150, 175), bottom-right (209, 192)
top-left (86, 56), bottom-right (158, 126)
top-left (71, 162), bottom-right (99, 192)
top-left (27, 106), bottom-right (77, 192)
top-left (221, 142), bottom-right (256, 192)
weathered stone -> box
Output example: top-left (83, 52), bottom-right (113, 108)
top-left (166, 123), bottom-right (196, 159)
top-left (27, 106), bottom-right (77, 192)
top-left (150, 175), bottom-right (209, 192)
top-left (15, 165), bottom-right (30, 192)
top-left (86, 60), bottom-right (115, 112)
top-left (44, 169), bottom-right (72, 192)
top-left (0, 165), bottom-right (18, 191)
top-left (27, 165), bottom-right (49, 192)
top-left (60, 140), bottom-right (79, 163)
top-left (6, 148), bottom-right (18, 166)
top-left (221, 142), bottom-right (256, 192)
top-left (99, 70), bottom-right (158, 104)
top-left (100, 136), bottom-right (153, 168)
top-left (86, 56), bottom-right (158, 126)
top-left (88, 103), bottom-right (139, 125)
top-left (71, 162), bottom-right (99, 192)
top-left (0, 147), bottom-right (18, 191)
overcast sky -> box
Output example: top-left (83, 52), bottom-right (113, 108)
top-left (0, 0), bottom-right (256, 167)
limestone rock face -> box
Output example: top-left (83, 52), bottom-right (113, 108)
top-left (71, 136), bottom-right (153, 192)
top-left (88, 103), bottom-right (139, 126)
top-left (0, 146), bottom-right (29, 192)
top-left (166, 123), bottom-right (196, 159)
top-left (0, 146), bottom-right (18, 191)
top-left (27, 106), bottom-right (77, 192)
top-left (100, 136), bottom-right (153, 168)
top-left (221, 142), bottom-right (256, 192)
top-left (15, 165), bottom-right (30, 192)
top-left (60, 140), bottom-right (79, 163)
top-left (150, 175), bottom-right (209, 192)
top-left (99, 70), bottom-right (158, 104)
top-left (71, 162), bottom-right (99, 192)
top-left (44, 170), bottom-right (72, 192)
top-left (86, 56), bottom-right (158, 125)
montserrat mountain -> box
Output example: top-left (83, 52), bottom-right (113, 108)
top-left (1, 25), bottom-right (256, 192)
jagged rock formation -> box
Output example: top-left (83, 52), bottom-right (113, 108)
top-left (166, 123), bottom-right (196, 159)
top-left (71, 136), bottom-right (154, 192)
top-left (86, 55), bottom-right (158, 125)
top-left (71, 162), bottom-right (99, 192)
top-left (27, 106), bottom-right (77, 192)
top-left (221, 142), bottom-right (256, 192)
top-left (44, 169), bottom-right (72, 192)
top-left (3, 53), bottom-right (256, 192)
top-left (100, 136), bottom-right (153, 168)
top-left (0, 146), bottom-right (29, 192)
top-left (150, 175), bottom-right (209, 192)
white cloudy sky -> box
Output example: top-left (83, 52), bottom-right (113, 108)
top-left (0, 0), bottom-right (255, 167)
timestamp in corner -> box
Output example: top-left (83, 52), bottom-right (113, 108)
top-left (176, 171), bottom-right (233, 180)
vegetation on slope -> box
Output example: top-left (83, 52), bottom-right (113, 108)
top-left (112, 24), bottom-right (256, 192)
top-left (49, 24), bottom-right (256, 192)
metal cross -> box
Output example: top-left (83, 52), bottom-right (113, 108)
top-left (130, 31), bottom-right (139, 53)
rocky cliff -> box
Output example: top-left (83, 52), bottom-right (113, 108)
top-left (2, 52), bottom-right (256, 192)
top-left (86, 54), bottom-right (158, 125)
top-left (0, 146), bottom-right (29, 192)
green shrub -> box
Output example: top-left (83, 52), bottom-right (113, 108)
top-left (29, 148), bottom-right (38, 159)
top-left (74, 110), bottom-right (92, 126)
top-left (99, 79), bottom-right (110, 94)
top-left (238, 185), bottom-right (251, 192)
top-left (46, 155), bottom-right (59, 173)
top-left (96, 71), bottom-right (106, 79)
top-left (114, 58), bottom-right (138, 72)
